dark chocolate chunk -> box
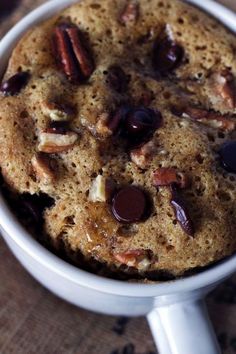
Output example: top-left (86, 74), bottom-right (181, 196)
top-left (152, 37), bottom-right (184, 74)
top-left (219, 141), bottom-right (236, 173)
top-left (125, 108), bottom-right (161, 136)
top-left (109, 106), bottom-right (162, 146)
top-left (170, 188), bottom-right (194, 236)
top-left (124, 107), bottom-right (162, 147)
top-left (111, 186), bottom-right (147, 223)
top-left (0, 72), bottom-right (30, 96)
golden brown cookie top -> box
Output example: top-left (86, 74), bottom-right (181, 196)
top-left (0, 0), bottom-right (236, 279)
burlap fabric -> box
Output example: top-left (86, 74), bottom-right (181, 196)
top-left (0, 1), bottom-right (236, 353)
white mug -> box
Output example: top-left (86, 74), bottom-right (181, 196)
top-left (0, 1), bottom-right (236, 353)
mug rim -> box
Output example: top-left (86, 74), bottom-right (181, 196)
top-left (0, 0), bottom-right (236, 298)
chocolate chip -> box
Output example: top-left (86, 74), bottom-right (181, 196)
top-left (124, 107), bottom-right (162, 146)
top-left (170, 188), bottom-right (194, 236)
top-left (108, 106), bottom-right (162, 146)
top-left (152, 37), bottom-right (184, 74)
top-left (106, 65), bottom-right (129, 93)
top-left (48, 121), bottom-right (70, 134)
top-left (0, 72), bottom-right (30, 96)
top-left (219, 141), bottom-right (236, 173)
top-left (112, 186), bottom-right (148, 223)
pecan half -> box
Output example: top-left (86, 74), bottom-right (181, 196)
top-left (53, 24), bottom-right (94, 83)
top-left (38, 129), bottom-right (78, 153)
top-left (114, 249), bottom-right (154, 270)
top-left (130, 141), bottom-right (156, 169)
top-left (120, 1), bottom-right (139, 24)
top-left (173, 105), bottom-right (236, 132)
top-left (42, 100), bottom-right (76, 121)
top-left (153, 168), bottom-right (188, 189)
top-left (31, 153), bottom-right (57, 184)
top-left (209, 70), bottom-right (236, 110)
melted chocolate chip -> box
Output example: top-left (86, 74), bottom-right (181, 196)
top-left (48, 121), bottom-right (70, 134)
top-left (109, 106), bottom-right (162, 147)
top-left (111, 186), bottom-right (147, 223)
top-left (219, 141), bottom-right (236, 173)
top-left (152, 37), bottom-right (184, 74)
top-left (106, 65), bottom-right (129, 93)
top-left (0, 72), bottom-right (30, 96)
top-left (125, 107), bottom-right (161, 140)
top-left (124, 107), bottom-right (162, 147)
top-left (170, 188), bottom-right (194, 236)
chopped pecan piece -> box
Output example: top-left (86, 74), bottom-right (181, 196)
top-left (114, 249), bottom-right (154, 270)
top-left (89, 175), bottom-right (116, 202)
top-left (96, 113), bottom-right (113, 138)
top-left (209, 70), bottom-right (236, 109)
top-left (153, 168), bottom-right (188, 188)
top-left (130, 141), bottom-right (156, 169)
top-left (42, 100), bottom-right (76, 121)
top-left (31, 153), bottom-right (56, 184)
top-left (120, 1), bottom-right (139, 24)
top-left (38, 129), bottom-right (78, 153)
top-left (53, 24), bottom-right (94, 83)
top-left (173, 105), bottom-right (236, 132)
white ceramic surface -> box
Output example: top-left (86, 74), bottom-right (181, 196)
top-left (0, 1), bottom-right (236, 353)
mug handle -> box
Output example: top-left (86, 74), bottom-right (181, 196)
top-left (147, 298), bottom-right (221, 354)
